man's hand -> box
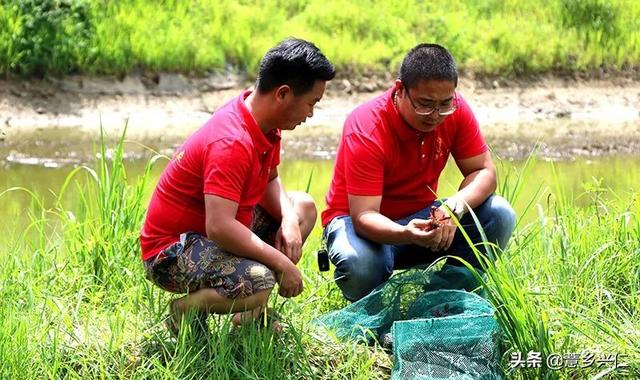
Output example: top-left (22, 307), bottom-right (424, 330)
top-left (274, 261), bottom-right (303, 298)
top-left (433, 204), bottom-right (457, 251)
top-left (275, 216), bottom-right (302, 264)
top-left (404, 219), bottom-right (443, 249)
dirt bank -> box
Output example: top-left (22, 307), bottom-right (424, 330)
top-left (1, 73), bottom-right (639, 161)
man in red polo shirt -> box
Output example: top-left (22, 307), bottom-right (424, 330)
top-left (322, 44), bottom-right (515, 301)
top-left (141, 38), bottom-right (335, 333)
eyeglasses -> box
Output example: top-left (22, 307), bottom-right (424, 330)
top-left (404, 89), bottom-right (458, 116)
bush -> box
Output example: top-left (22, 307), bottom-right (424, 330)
top-left (560, 0), bottom-right (620, 44)
top-left (0, 0), bottom-right (639, 78)
top-left (5, 0), bottom-right (93, 77)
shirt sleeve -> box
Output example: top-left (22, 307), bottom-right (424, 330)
top-left (202, 138), bottom-right (251, 203)
top-left (450, 94), bottom-right (488, 160)
top-left (344, 132), bottom-right (385, 196)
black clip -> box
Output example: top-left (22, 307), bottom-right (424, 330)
top-left (317, 248), bottom-right (330, 272)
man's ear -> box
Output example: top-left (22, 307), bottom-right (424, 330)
top-left (394, 79), bottom-right (404, 98)
top-left (274, 85), bottom-right (291, 102)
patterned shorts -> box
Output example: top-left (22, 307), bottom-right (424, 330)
top-left (144, 206), bottom-right (279, 299)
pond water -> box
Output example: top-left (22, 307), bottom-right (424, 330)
top-left (1, 149), bottom-right (638, 234)
top-left (1, 121), bottom-right (639, 236)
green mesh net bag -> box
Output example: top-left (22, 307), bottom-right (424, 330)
top-left (315, 265), bottom-right (502, 380)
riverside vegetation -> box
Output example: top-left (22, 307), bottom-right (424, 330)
top-left (1, 0), bottom-right (639, 78)
top-left (0, 129), bottom-right (638, 379)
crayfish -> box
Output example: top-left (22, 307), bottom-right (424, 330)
top-left (423, 205), bottom-right (451, 231)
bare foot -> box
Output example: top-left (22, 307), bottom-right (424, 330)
top-left (231, 308), bottom-right (284, 333)
top-left (166, 299), bottom-right (208, 337)
top-left (165, 299), bottom-right (183, 336)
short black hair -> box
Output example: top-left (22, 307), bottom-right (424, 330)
top-left (399, 43), bottom-right (458, 88)
top-left (256, 38), bottom-right (335, 95)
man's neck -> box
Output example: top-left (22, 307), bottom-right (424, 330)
top-left (244, 91), bottom-right (276, 134)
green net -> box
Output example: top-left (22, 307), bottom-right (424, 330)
top-left (315, 265), bottom-right (502, 379)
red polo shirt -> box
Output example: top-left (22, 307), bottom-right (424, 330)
top-left (140, 91), bottom-right (281, 260)
top-left (321, 86), bottom-right (487, 227)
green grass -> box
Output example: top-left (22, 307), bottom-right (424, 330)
top-left (1, 0), bottom-right (639, 77)
top-left (0, 130), bottom-right (638, 379)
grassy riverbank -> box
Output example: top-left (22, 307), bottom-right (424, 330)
top-left (0, 132), bottom-right (638, 379)
top-left (1, 0), bottom-right (639, 78)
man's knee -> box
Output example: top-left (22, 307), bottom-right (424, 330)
top-left (325, 216), bottom-right (393, 301)
top-left (241, 288), bottom-right (272, 310)
top-left (290, 191), bottom-right (318, 225)
top-left (489, 195), bottom-right (516, 233)
top-left (482, 195), bottom-right (516, 249)
top-left (331, 246), bottom-right (391, 301)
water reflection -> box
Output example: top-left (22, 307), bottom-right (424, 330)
top-left (1, 155), bottom-right (638, 235)
top-left (2, 120), bottom-right (640, 166)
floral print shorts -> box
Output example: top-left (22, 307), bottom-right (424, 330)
top-left (144, 206), bottom-right (279, 299)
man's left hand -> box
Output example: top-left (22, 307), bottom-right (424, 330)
top-left (275, 217), bottom-right (302, 264)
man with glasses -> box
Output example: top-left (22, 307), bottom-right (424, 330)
top-left (321, 43), bottom-right (516, 301)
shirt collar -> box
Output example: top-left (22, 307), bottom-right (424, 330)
top-left (238, 90), bottom-right (281, 153)
top-left (386, 84), bottom-right (425, 141)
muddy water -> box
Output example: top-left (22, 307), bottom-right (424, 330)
top-left (2, 119), bottom-right (640, 164)
top-left (1, 125), bottom-right (639, 233)
top-left (1, 155), bottom-right (638, 234)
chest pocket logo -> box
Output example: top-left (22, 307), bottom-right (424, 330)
top-left (434, 136), bottom-right (445, 162)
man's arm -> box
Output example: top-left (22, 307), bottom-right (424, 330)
top-left (259, 168), bottom-right (303, 263)
top-left (204, 194), bottom-right (303, 297)
top-left (447, 150), bottom-right (497, 214)
top-left (259, 168), bottom-right (298, 225)
top-left (429, 150), bottom-right (496, 251)
top-left (348, 194), bottom-right (436, 246)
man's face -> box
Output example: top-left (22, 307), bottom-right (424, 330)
top-left (396, 79), bottom-right (456, 133)
top-left (279, 80), bottom-right (326, 130)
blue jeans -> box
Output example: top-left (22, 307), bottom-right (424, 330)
top-left (323, 195), bottom-right (516, 301)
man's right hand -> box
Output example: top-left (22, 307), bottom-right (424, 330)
top-left (274, 261), bottom-right (304, 298)
top-left (404, 218), bottom-right (443, 250)
top-left (205, 195), bottom-right (305, 298)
